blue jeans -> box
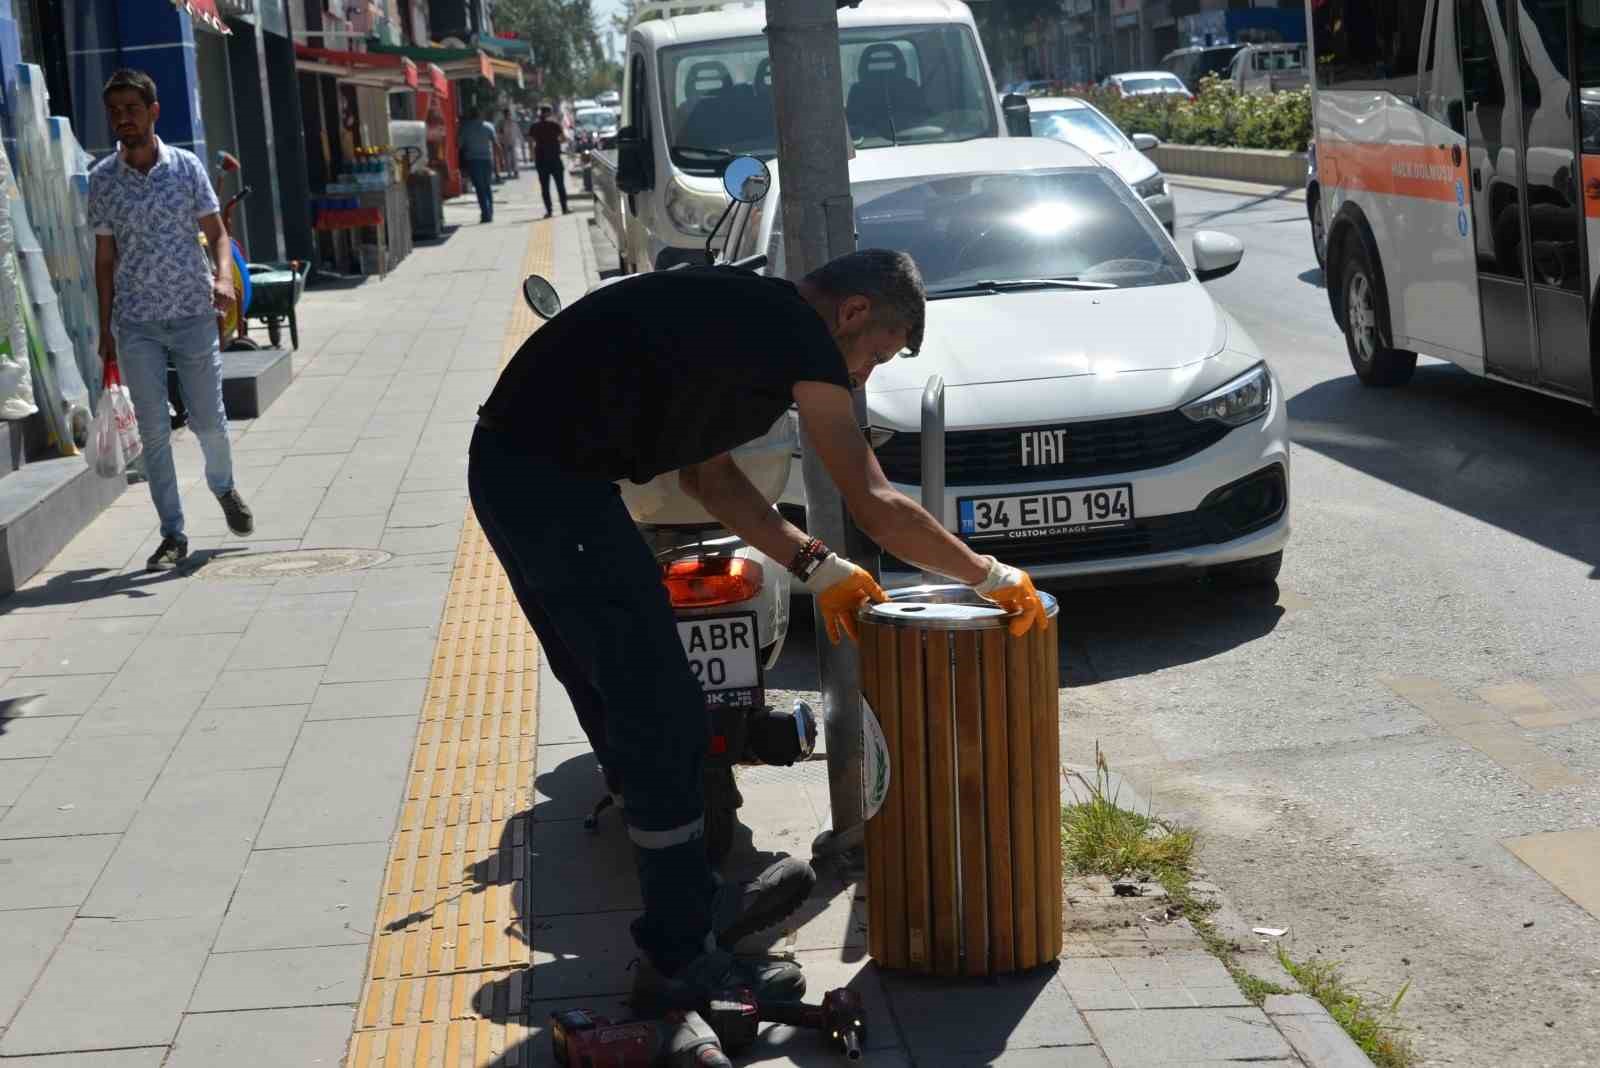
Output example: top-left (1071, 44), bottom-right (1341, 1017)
top-left (466, 157), bottom-right (494, 222)
top-left (467, 426), bottom-right (715, 974)
top-left (115, 313), bottom-right (234, 540)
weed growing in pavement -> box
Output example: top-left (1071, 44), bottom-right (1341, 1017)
top-left (1061, 747), bottom-right (1196, 877)
top-left (1277, 949), bottom-right (1417, 1068)
top-left (1061, 747), bottom-right (1418, 1059)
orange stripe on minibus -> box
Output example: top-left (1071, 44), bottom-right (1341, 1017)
top-left (1318, 141), bottom-right (1462, 203)
top-left (1582, 154), bottom-right (1600, 218)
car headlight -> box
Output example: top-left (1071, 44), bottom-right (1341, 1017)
top-left (665, 176), bottom-right (727, 237)
top-left (1134, 173), bottom-right (1167, 199)
top-left (1180, 363), bottom-right (1272, 427)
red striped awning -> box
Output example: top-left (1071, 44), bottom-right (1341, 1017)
top-left (170, 0), bottom-right (231, 34)
top-left (294, 45), bottom-right (421, 91)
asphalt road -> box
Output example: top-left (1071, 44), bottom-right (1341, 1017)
top-left (763, 182), bottom-right (1600, 1065)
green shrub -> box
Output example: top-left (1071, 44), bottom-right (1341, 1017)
top-left (1026, 77), bottom-right (1312, 152)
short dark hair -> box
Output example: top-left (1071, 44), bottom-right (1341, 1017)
top-left (103, 69), bottom-right (157, 107)
top-left (805, 248), bottom-right (926, 355)
top-left (539, 105), bottom-right (552, 115)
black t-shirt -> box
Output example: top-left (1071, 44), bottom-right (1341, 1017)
top-left (479, 267), bottom-right (850, 483)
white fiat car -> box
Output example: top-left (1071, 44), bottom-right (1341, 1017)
top-left (726, 138), bottom-right (1290, 587)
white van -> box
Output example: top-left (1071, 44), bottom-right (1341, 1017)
top-left (591, 0), bottom-right (1019, 274)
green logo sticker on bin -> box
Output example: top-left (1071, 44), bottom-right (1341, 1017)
top-left (861, 698), bottom-right (891, 821)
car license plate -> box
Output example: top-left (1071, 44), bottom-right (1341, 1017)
top-left (677, 612), bottom-right (762, 709)
top-left (958, 484), bottom-right (1134, 541)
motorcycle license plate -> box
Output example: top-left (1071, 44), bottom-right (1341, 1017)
top-left (959, 484), bottom-right (1134, 541)
top-left (677, 612), bottom-right (762, 711)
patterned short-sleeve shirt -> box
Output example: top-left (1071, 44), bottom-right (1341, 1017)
top-left (86, 138), bottom-right (221, 325)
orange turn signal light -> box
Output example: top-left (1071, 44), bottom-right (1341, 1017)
top-left (662, 556), bottom-right (764, 608)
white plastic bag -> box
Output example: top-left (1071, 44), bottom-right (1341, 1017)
top-left (85, 359), bottom-right (140, 478)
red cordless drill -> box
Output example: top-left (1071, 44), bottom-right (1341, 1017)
top-left (703, 987), bottom-right (867, 1061)
top-left (549, 1007), bottom-right (731, 1067)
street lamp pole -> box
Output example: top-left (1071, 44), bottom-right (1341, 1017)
top-left (764, 0), bottom-right (872, 859)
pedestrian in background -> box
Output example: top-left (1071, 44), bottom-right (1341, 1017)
top-left (496, 109), bottom-right (520, 179)
top-left (529, 105), bottom-right (568, 218)
top-left (460, 110), bottom-right (498, 224)
top-left (88, 68), bottom-right (254, 572)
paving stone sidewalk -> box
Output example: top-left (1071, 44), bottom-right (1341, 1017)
top-left (0, 169), bottom-right (1366, 1068)
top-left (0, 173), bottom-right (567, 1066)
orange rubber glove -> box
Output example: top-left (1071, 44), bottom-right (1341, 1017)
top-left (975, 556), bottom-right (1045, 637)
top-left (804, 554), bottom-right (888, 645)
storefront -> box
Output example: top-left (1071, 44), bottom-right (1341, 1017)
top-left (369, 42), bottom-right (518, 198)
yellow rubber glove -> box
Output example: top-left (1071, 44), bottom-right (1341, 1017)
top-left (805, 554), bottom-right (888, 645)
top-left (975, 556), bottom-right (1046, 637)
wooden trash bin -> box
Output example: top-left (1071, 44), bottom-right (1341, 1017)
top-left (858, 585), bottom-right (1062, 976)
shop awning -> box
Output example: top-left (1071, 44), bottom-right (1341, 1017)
top-left (170, 0), bottom-right (231, 34)
top-left (369, 43), bottom-right (499, 84)
top-left (294, 45), bottom-right (420, 90)
top-left (487, 58), bottom-right (525, 89)
top-left (477, 34), bottom-right (535, 62)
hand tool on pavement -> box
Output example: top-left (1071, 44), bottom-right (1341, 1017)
top-left (703, 987), bottom-right (867, 1061)
top-left (549, 1007), bottom-right (731, 1067)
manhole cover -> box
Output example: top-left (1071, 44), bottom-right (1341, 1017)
top-left (200, 548), bottom-right (393, 581)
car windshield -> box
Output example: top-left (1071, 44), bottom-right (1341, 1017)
top-left (1122, 76), bottom-right (1183, 93)
top-left (1030, 107), bottom-right (1130, 155)
top-left (659, 23), bottom-right (997, 175)
top-left (576, 110), bottom-right (613, 130)
top-left (854, 168), bottom-right (1188, 292)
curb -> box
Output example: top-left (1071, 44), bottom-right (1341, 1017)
top-left (1168, 173), bottom-right (1308, 201)
top-left (1065, 765), bottom-right (1377, 1067)
top-left (1150, 143), bottom-right (1307, 188)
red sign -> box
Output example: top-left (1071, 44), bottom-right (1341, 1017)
top-left (170, 0), bottom-right (232, 34)
top-left (1112, 0), bottom-right (1141, 14)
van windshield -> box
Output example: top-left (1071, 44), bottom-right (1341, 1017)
top-left (659, 23), bottom-right (997, 175)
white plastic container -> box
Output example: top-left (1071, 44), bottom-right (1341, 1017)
top-left (618, 410), bottom-right (797, 527)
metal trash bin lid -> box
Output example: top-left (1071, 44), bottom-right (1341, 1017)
top-left (860, 584), bottom-right (1059, 631)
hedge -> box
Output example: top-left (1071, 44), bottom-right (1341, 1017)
top-left (1027, 78), bottom-right (1312, 153)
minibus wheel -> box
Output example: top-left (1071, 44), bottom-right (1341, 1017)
top-left (1341, 242), bottom-right (1417, 387)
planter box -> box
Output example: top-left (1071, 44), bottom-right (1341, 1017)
top-left (0, 454), bottom-right (125, 595)
top-left (1150, 144), bottom-right (1308, 188)
top-left (221, 347), bottom-right (293, 420)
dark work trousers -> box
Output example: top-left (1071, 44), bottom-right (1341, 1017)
top-left (467, 426), bottom-right (715, 974)
top-left (536, 156), bottom-right (568, 215)
top-left (465, 157), bottom-right (494, 222)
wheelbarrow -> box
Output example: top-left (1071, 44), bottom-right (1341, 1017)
top-left (239, 260), bottom-right (308, 350)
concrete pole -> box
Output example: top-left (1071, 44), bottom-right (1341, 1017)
top-left (764, 0), bottom-right (870, 857)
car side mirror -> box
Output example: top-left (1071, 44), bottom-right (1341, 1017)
top-left (722, 155), bottom-right (771, 203)
top-left (1001, 93), bottom-right (1032, 137)
top-left (522, 275), bottom-right (562, 319)
top-left (1192, 230), bottom-right (1244, 281)
top-left (616, 125), bottom-right (652, 195)
top-left (1132, 132), bottom-right (1160, 152)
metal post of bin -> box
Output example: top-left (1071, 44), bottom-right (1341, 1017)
top-left (920, 374), bottom-right (945, 584)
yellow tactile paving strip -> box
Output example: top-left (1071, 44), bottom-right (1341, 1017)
top-left (345, 221), bottom-right (553, 1068)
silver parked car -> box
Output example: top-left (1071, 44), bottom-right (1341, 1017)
top-left (1028, 96), bottom-right (1175, 233)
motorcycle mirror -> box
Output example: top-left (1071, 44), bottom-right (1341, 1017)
top-left (521, 275), bottom-right (562, 319)
top-left (721, 155), bottom-right (771, 204)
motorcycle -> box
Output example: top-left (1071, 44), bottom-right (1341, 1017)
top-left (518, 156), bottom-right (809, 864)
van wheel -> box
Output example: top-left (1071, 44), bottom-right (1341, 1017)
top-left (1340, 242), bottom-right (1417, 387)
top-left (1309, 189), bottom-right (1327, 272)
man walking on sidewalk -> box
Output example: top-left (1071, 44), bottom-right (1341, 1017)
top-left (88, 69), bottom-right (253, 572)
top-left (529, 105), bottom-right (569, 218)
top-left (460, 110), bottom-right (498, 224)
top-left (496, 109), bottom-right (521, 179)
top-left (469, 251), bottom-right (1044, 1009)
